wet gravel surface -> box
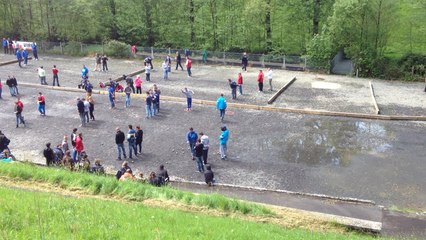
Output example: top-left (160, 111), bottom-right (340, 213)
top-left (1, 53), bottom-right (425, 210)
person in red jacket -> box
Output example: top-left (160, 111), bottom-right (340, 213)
top-left (75, 133), bottom-right (84, 162)
top-left (237, 72), bottom-right (243, 95)
top-left (186, 57), bottom-right (192, 77)
top-left (257, 69), bottom-right (264, 92)
top-left (52, 65), bottom-right (60, 86)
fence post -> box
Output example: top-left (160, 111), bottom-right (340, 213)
top-left (40, 41), bottom-right (44, 53)
top-left (151, 47), bottom-right (154, 58)
top-left (223, 52), bottom-right (226, 65)
top-left (262, 54), bottom-right (265, 68)
top-left (168, 47), bottom-right (171, 55)
top-left (60, 42), bottom-right (64, 54)
top-left (304, 57), bottom-right (307, 70)
top-left (102, 42), bottom-right (104, 55)
top-left (282, 55), bottom-right (286, 69)
top-left (80, 43), bottom-right (83, 53)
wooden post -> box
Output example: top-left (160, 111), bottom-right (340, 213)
top-left (261, 54), bottom-right (265, 68)
top-left (223, 52), bottom-right (226, 65)
top-left (151, 47), bottom-right (154, 58)
top-left (168, 47), bottom-right (171, 55)
top-left (369, 81), bottom-right (380, 115)
top-left (60, 42), bottom-right (64, 55)
top-left (267, 77), bottom-right (297, 104)
top-left (282, 55), bottom-right (286, 69)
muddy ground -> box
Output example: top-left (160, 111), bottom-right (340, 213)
top-left (0, 53), bottom-right (425, 210)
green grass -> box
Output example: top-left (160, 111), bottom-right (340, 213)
top-left (0, 162), bottom-right (271, 215)
top-left (0, 186), bottom-right (376, 239)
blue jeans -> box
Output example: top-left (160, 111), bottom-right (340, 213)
top-left (38, 104), bottom-right (45, 115)
top-left (79, 112), bottom-right (85, 126)
top-left (125, 94), bottom-right (131, 107)
top-left (15, 113), bottom-right (25, 127)
top-left (189, 142), bottom-right (196, 157)
top-left (117, 144), bottom-right (126, 159)
top-left (72, 149), bottom-right (77, 161)
top-left (109, 97), bottom-right (115, 108)
top-left (220, 144), bottom-right (227, 159)
top-left (187, 67), bottom-right (191, 76)
top-left (153, 103), bottom-right (158, 115)
top-left (24, 57), bottom-right (28, 65)
top-left (163, 70), bottom-right (168, 80)
top-left (187, 98), bottom-right (192, 109)
top-left (53, 74), bottom-right (59, 86)
top-left (9, 87), bottom-right (16, 96)
top-left (231, 89), bottom-right (237, 99)
top-left (128, 142), bottom-right (137, 158)
top-left (238, 85), bottom-right (243, 95)
top-left (0, 87), bottom-right (2, 98)
top-left (146, 104), bottom-right (152, 118)
top-left (219, 109), bottom-right (226, 120)
top-left (196, 156), bottom-right (205, 172)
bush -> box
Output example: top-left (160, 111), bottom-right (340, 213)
top-left (105, 40), bottom-right (130, 58)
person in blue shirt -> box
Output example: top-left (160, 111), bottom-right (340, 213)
top-left (22, 48), bottom-right (29, 66)
top-left (81, 64), bottom-right (89, 78)
top-left (186, 127), bottom-right (198, 160)
top-left (216, 94), bottom-right (227, 121)
top-left (2, 38), bottom-right (8, 54)
top-left (219, 126), bottom-right (229, 160)
top-left (108, 85), bottom-right (115, 109)
top-left (31, 42), bottom-right (38, 60)
top-left (15, 49), bottom-right (23, 68)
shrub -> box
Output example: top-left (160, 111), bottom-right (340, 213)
top-left (105, 40), bottom-right (130, 58)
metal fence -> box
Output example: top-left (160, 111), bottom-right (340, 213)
top-left (36, 41), bottom-right (308, 70)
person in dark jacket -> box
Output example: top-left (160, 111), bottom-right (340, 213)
top-left (115, 127), bottom-right (126, 160)
top-left (0, 131), bottom-right (10, 153)
top-left (76, 98), bottom-right (85, 127)
top-left (241, 52), bottom-right (248, 72)
top-left (43, 142), bottom-right (55, 166)
top-left (123, 75), bottom-right (135, 93)
top-left (156, 164), bottom-right (169, 183)
top-left (6, 76), bottom-right (18, 96)
top-left (194, 139), bottom-right (204, 173)
top-left (204, 165), bottom-right (215, 186)
top-left (175, 51), bottom-right (183, 70)
top-left (136, 126), bottom-right (143, 154)
top-left (228, 79), bottom-right (237, 99)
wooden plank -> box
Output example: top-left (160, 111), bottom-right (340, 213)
top-left (0, 57), bottom-right (33, 66)
top-left (110, 69), bottom-right (146, 82)
top-left (268, 77), bottom-right (297, 104)
top-left (369, 81), bottom-right (380, 115)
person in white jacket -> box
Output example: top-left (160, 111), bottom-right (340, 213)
top-left (267, 68), bottom-right (273, 91)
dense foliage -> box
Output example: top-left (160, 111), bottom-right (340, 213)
top-left (1, 0), bottom-right (425, 79)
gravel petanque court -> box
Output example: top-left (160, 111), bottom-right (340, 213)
top-left (1, 53), bottom-right (425, 210)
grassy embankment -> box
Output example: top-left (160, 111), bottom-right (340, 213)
top-left (0, 162), bottom-right (379, 239)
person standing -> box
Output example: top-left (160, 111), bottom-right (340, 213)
top-left (162, 60), bottom-right (169, 80)
top-left (144, 56), bottom-right (153, 69)
top-left (186, 127), bottom-right (198, 160)
top-left (108, 84), bottom-right (115, 109)
top-left (93, 53), bottom-right (101, 71)
top-left (37, 92), bottom-right (46, 116)
top-left (61, 135), bottom-right (69, 153)
top-left (0, 79), bottom-right (3, 99)
top-left (70, 128), bottom-right (78, 161)
top-left (216, 94), bottom-right (227, 122)
top-left (219, 126), bottom-right (229, 160)
top-left (134, 75), bottom-right (142, 94)
top-left (6, 76), bottom-right (18, 96)
top-left (166, 54), bottom-right (172, 72)
top-left (145, 91), bottom-right (153, 119)
top-left (200, 132), bottom-right (209, 164)
top-left (136, 126), bottom-right (143, 154)
top-left (151, 91), bottom-right (158, 116)
top-left (202, 49), bottom-right (208, 63)
top-left (145, 64), bottom-right (151, 82)
top-left (185, 57), bottom-right (192, 77)
top-left (257, 69), bottom-right (264, 92)
top-left (52, 65), bottom-right (60, 86)
top-left (153, 84), bottom-right (161, 112)
top-left (76, 98), bottom-right (85, 127)
top-left (38, 66), bottom-right (48, 85)
top-left (131, 45), bottom-right (137, 57)
top-left (194, 139), bottom-right (205, 173)
top-left (81, 64), bottom-right (89, 79)
top-left (22, 48), bottom-right (29, 66)
top-left (228, 79), bottom-right (237, 99)
top-left (267, 68), bottom-right (273, 91)
top-left (16, 48), bottom-right (23, 68)
top-left (83, 98), bottom-right (90, 123)
top-left (14, 99), bottom-right (26, 128)
top-left (2, 38), bottom-right (7, 54)
top-left (85, 80), bottom-right (93, 99)
top-left (127, 125), bottom-right (137, 160)
top-left (241, 52), bottom-right (248, 72)
top-left (75, 133), bottom-right (84, 162)
top-left (88, 96), bottom-right (95, 121)
top-left (124, 83), bottom-right (132, 108)
top-left (31, 42), bottom-right (38, 60)
top-left (8, 38), bottom-right (13, 55)
top-left (181, 88), bottom-right (194, 112)
top-left (102, 55), bottom-right (109, 72)
top-left (43, 143), bottom-right (55, 166)
top-left (237, 72), bottom-right (243, 95)
top-left (175, 51), bottom-right (183, 70)
top-left (115, 128), bottom-right (127, 161)
top-left (124, 75), bottom-right (135, 93)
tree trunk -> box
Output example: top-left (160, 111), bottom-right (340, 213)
top-left (313, 0), bottom-right (321, 35)
top-left (265, 0), bottom-right (272, 52)
top-left (109, 0), bottom-right (119, 40)
top-left (189, 0), bottom-right (195, 47)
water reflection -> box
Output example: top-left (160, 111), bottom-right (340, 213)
top-left (282, 119), bottom-right (394, 167)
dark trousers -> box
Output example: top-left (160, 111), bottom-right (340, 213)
top-left (130, 84), bottom-right (135, 93)
top-left (242, 63), bottom-right (247, 71)
top-left (136, 87), bottom-right (142, 94)
top-left (102, 63), bottom-right (108, 71)
top-left (203, 149), bottom-right (209, 164)
top-left (17, 58), bottom-right (22, 67)
top-left (258, 82), bottom-right (263, 91)
top-left (176, 61), bottom-right (183, 70)
top-left (89, 108), bottom-right (95, 120)
top-left (146, 73), bottom-right (150, 81)
top-left (3, 46), bottom-right (7, 54)
top-left (137, 142), bottom-right (142, 153)
top-left (53, 74), bottom-right (60, 86)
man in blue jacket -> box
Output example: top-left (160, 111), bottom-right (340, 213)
top-left (219, 126), bottom-right (229, 160)
top-left (16, 49), bottom-right (23, 68)
top-left (216, 94), bottom-right (227, 121)
top-left (186, 127), bottom-right (198, 160)
top-left (22, 48), bottom-right (29, 66)
top-left (2, 38), bottom-right (8, 54)
top-left (31, 42), bottom-right (38, 60)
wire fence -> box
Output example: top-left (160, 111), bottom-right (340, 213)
top-left (37, 41), bottom-right (309, 70)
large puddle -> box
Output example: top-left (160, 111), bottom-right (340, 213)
top-left (282, 119), bottom-right (394, 166)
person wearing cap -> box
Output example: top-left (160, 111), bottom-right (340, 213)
top-left (115, 127), bottom-right (127, 160)
top-left (219, 126), bottom-right (229, 160)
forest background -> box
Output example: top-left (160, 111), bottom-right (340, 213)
top-left (1, 0), bottom-right (425, 80)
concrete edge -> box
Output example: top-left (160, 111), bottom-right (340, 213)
top-left (18, 82), bottom-right (426, 121)
top-left (169, 179), bottom-right (377, 205)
